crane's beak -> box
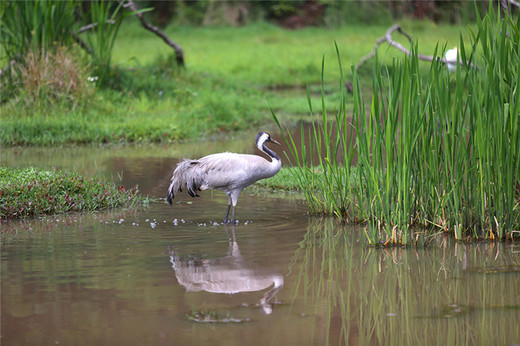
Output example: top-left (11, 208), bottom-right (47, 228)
top-left (270, 138), bottom-right (281, 145)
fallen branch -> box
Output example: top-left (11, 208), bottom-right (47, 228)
top-left (356, 24), bottom-right (466, 70)
top-left (71, 32), bottom-right (93, 55)
top-left (72, 20), bottom-right (117, 55)
top-left (77, 20), bottom-right (116, 34)
top-left (119, 0), bottom-right (184, 67)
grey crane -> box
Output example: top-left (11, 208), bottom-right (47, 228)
top-left (167, 131), bottom-right (282, 224)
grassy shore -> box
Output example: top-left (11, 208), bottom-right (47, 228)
top-left (0, 166), bottom-right (144, 220)
top-left (0, 20), bottom-right (464, 145)
top-left (0, 165), bottom-right (305, 221)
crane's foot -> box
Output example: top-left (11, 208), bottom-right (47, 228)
top-left (222, 218), bottom-right (237, 225)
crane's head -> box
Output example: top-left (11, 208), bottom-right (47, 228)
top-left (256, 132), bottom-right (280, 150)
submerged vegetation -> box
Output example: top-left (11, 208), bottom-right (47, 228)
top-left (185, 309), bottom-right (250, 324)
top-left (0, 166), bottom-right (142, 220)
top-left (275, 7), bottom-right (520, 244)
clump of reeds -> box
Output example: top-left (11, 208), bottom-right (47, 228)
top-left (273, 50), bottom-right (357, 221)
top-left (275, 6), bottom-right (519, 244)
top-left (0, 0), bottom-right (135, 92)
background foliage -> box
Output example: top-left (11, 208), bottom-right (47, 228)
top-left (145, 0), bottom-right (494, 27)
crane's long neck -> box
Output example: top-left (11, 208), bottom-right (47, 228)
top-left (261, 143), bottom-right (282, 178)
top-left (255, 133), bottom-right (281, 174)
top-left (261, 143), bottom-right (280, 163)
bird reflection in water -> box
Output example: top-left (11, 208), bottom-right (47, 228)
top-left (169, 228), bottom-right (284, 314)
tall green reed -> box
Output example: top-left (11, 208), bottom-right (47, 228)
top-left (0, 0), bottom-right (78, 63)
top-left (0, 1), bottom-right (147, 90)
top-left (273, 43), bottom-right (357, 221)
top-left (354, 47), bottom-right (426, 245)
top-left (469, 7), bottom-right (520, 239)
top-left (83, 0), bottom-right (145, 86)
top-left (0, 0), bottom-right (78, 101)
top-left (274, 7), bottom-right (519, 244)
top-left (357, 7), bottom-right (519, 243)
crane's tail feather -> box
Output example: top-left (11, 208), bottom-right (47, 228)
top-left (167, 159), bottom-right (202, 205)
top-left (167, 183), bottom-right (175, 205)
top-left (187, 180), bottom-right (200, 197)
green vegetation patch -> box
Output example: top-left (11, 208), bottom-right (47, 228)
top-left (0, 166), bottom-right (141, 220)
top-left (185, 309), bottom-right (250, 323)
top-left (254, 167), bottom-right (304, 192)
top-left (255, 166), bottom-right (358, 193)
top-left (1, 13), bottom-right (466, 146)
top-left (0, 54), bottom-right (268, 145)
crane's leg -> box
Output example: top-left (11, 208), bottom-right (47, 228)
top-left (230, 205), bottom-right (236, 225)
top-left (223, 193), bottom-right (232, 224)
top-left (229, 190), bottom-right (241, 225)
top-left (224, 190), bottom-right (241, 224)
top-left (223, 204), bottom-right (232, 224)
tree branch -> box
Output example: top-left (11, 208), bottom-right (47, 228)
top-left (77, 20), bottom-right (116, 34)
top-left (119, 0), bottom-right (184, 67)
top-left (72, 20), bottom-right (118, 56)
top-left (356, 24), bottom-right (454, 70)
top-left (502, 0), bottom-right (520, 11)
top-left (71, 32), bottom-right (93, 55)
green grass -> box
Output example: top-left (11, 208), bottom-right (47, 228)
top-left (1, 64), bottom-right (266, 145)
top-left (113, 20), bottom-right (466, 86)
top-left (254, 166), bottom-right (354, 192)
top-left (0, 166), bottom-right (144, 220)
top-left (253, 167), bottom-right (303, 192)
top-left (1, 20), bottom-right (466, 145)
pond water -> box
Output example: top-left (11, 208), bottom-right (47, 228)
top-left (2, 131), bottom-right (520, 345)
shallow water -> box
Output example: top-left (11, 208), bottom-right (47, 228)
top-left (2, 136), bottom-right (520, 345)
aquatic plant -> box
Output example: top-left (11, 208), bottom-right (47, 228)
top-left (273, 48), bottom-right (358, 222)
top-left (185, 309), bottom-right (250, 323)
top-left (0, 166), bottom-right (141, 220)
top-left (275, 6), bottom-right (519, 243)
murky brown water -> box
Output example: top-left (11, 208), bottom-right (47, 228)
top-left (2, 133), bottom-right (520, 345)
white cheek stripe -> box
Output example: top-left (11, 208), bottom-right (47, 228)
top-left (257, 133), bottom-right (269, 151)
